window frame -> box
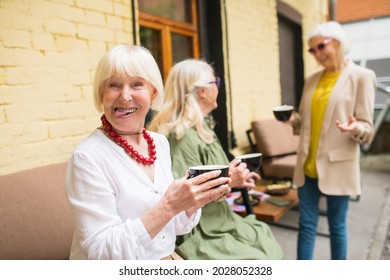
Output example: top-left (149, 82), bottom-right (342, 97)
top-left (138, 0), bottom-right (199, 80)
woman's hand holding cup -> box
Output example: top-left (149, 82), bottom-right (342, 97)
top-left (163, 167), bottom-right (230, 217)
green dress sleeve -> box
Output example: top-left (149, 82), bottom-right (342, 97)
top-left (168, 127), bottom-right (229, 179)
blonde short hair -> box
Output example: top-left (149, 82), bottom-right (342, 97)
top-left (93, 44), bottom-right (164, 112)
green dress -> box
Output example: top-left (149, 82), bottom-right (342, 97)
top-left (168, 124), bottom-right (283, 260)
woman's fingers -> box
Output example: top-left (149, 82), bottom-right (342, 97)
top-left (336, 114), bottom-right (357, 132)
top-left (348, 114), bottom-right (357, 123)
top-left (229, 158), bottom-right (241, 168)
top-left (186, 170), bottom-right (227, 188)
top-left (196, 183), bottom-right (230, 205)
top-left (168, 169), bottom-right (231, 214)
top-left (249, 171), bottom-right (261, 180)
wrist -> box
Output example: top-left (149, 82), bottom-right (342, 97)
top-left (158, 197), bottom-right (178, 219)
top-left (353, 124), bottom-right (365, 139)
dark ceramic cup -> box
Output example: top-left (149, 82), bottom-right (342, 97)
top-left (273, 105), bottom-right (294, 121)
top-left (188, 165), bottom-right (229, 188)
top-left (235, 153), bottom-right (262, 172)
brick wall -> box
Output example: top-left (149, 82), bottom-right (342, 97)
top-left (224, 0), bottom-right (326, 152)
top-left (0, 0), bottom-right (133, 175)
top-left (336, 0), bottom-right (390, 22)
top-left (0, 0), bottom-right (326, 174)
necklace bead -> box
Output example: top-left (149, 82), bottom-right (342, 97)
top-left (100, 114), bottom-right (156, 165)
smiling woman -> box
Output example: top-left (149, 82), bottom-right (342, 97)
top-left (65, 45), bottom-right (231, 260)
top-left (286, 21), bottom-right (376, 260)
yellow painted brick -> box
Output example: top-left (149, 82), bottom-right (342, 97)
top-left (80, 85), bottom-right (93, 100)
top-left (87, 40), bottom-right (108, 53)
top-left (0, 84), bottom-right (84, 106)
top-left (59, 86), bottom-right (83, 102)
top-left (54, 35), bottom-right (88, 52)
top-left (48, 119), bottom-right (86, 139)
top-left (0, 8), bottom-right (12, 28)
top-left (84, 115), bottom-right (101, 132)
top-left (123, 18), bottom-right (131, 32)
top-left (44, 18), bottom-right (77, 36)
top-left (0, 108), bottom-right (5, 124)
top-left (0, 9), bottom-right (41, 31)
top-left (2, 28), bottom-right (31, 48)
top-left (44, 52), bottom-right (89, 70)
top-left (67, 68), bottom-right (91, 86)
top-left (52, 0), bottom-right (76, 6)
top-left (45, 101), bottom-right (96, 121)
top-left (115, 30), bottom-right (132, 44)
top-left (0, 68), bottom-right (5, 85)
top-left (0, 47), bottom-right (17, 67)
top-left (0, 48), bottom-right (44, 67)
top-left (0, 122), bottom-right (48, 147)
top-left (5, 68), bottom-right (36, 85)
top-left (57, 5), bottom-right (86, 23)
top-left (85, 10), bottom-right (106, 26)
top-left (32, 33), bottom-right (56, 51)
top-left (4, 104), bottom-right (44, 123)
top-left (0, 0), bottom-right (30, 12)
top-left (113, 2), bottom-right (131, 18)
top-left (4, 67), bottom-right (72, 86)
top-left (78, 24), bottom-right (115, 41)
top-left (30, 1), bottom-right (85, 23)
top-left (0, 85), bottom-right (39, 105)
top-left (107, 15), bottom-right (123, 30)
top-left (75, 0), bottom-right (114, 14)
top-left (0, 138), bottom-right (78, 175)
top-left (23, 84), bottom-right (83, 104)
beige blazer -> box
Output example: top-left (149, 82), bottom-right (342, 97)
top-left (293, 60), bottom-right (376, 196)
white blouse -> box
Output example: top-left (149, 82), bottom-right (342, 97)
top-left (66, 129), bottom-right (201, 260)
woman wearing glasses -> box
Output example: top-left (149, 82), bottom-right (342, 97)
top-left (148, 59), bottom-right (283, 260)
top-left (287, 21), bottom-right (376, 259)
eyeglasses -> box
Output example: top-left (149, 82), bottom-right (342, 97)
top-left (308, 38), bottom-right (333, 55)
top-left (209, 76), bottom-right (221, 88)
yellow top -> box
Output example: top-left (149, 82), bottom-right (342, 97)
top-left (304, 71), bottom-right (340, 178)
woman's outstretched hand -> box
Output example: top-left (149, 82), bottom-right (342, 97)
top-left (335, 114), bottom-right (360, 134)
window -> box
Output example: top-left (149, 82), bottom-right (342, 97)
top-left (139, 0), bottom-right (199, 80)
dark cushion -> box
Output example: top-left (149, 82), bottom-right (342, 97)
top-left (262, 154), bottom-right (297, 179)
top-left (0, 163), bottom-right (73, 260)
top-left (251, 119), bottom-right (299, 157)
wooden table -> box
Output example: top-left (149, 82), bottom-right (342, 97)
top-left (237, 186), bottom-right (299, 222)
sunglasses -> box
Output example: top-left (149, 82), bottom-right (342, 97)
top-left (308, 38), bottom-right (333, 55)
top-left (209, 76), bottom-right (221, 88)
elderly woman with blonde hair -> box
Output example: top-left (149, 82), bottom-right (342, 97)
top-left (286, 21), bottom-right (376, 259)
top-left (149, 59), bottom-right (283, 260)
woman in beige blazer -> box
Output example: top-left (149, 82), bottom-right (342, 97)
top-left (288, 21), bottom-right (376, 259)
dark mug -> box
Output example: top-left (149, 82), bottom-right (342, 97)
top-left (235, 153), bottom-right (262, 173)
top-left (187, 164), bottom-right (229, 188)
top-left (273, 105), bottom-right (294, 121)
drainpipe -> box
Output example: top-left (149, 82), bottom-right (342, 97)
top-left (131, 0), bottom-right (137, 45)
top-left (329, 0), bottom-right (337, 21)
top-left (222, 0), bottom-right (237, 149)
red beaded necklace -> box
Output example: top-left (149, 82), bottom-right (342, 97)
top-left (100, 114), bottom-right (156, 165)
